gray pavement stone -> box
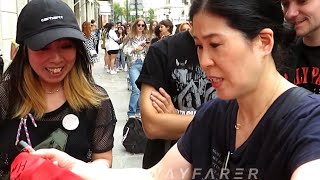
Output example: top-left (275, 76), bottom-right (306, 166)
top-left (92, 53), bottom-right (143, 169)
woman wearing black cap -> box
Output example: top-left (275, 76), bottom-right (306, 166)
top-left (0, 0), bottom-right (116, 178)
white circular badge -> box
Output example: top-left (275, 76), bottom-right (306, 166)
top-left (62, 114), bottom-right (79, 130)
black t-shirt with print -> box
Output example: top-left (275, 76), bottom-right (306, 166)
top-left (177, 87), bottom-right (320, 180)
top-left (136, 31), bottom-right (216, 168)
top-left (282, 39), bottom-right (320, 94)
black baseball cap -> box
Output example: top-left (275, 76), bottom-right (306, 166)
top-left (16, 0), bottom-right (85, 50)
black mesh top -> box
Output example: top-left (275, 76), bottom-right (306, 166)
top-left (0, 84), bottom-right (117, 177)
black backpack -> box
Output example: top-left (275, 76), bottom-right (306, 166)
top-left (122, 118), bottom-right (147, 153)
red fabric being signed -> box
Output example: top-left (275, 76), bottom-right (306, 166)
top-left (10, 152), bottom-right (83, 180)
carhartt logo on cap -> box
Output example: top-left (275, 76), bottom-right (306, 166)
top-left (16, 0), bottom-right (85, 50)
top-left (41, 16), bottom-right (64, 22)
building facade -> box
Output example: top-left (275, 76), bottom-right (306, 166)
top-left (143, 0), bottom-right (191, 25)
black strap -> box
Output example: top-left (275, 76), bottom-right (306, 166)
top-left (107, 34), bottom-right (120, 44)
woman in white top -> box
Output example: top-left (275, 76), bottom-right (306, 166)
top-left (105, 22), bottom-right (120, 74)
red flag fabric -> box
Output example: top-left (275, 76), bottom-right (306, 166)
top-left (10, 152), bottom-right (84, 180)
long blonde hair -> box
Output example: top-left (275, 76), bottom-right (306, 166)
top-left (147, 19), bottom-right (158, 38)
top-left (127, 18), bottom-right (148, 39)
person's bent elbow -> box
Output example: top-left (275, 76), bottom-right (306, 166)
top-left (141, 117), bottom-right (163, 140)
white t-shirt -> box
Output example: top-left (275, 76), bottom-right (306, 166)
top-left (105, 29), bottom-right (120, 51)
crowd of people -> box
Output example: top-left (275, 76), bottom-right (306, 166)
top-left (1, 0), bottom-right (320, 179)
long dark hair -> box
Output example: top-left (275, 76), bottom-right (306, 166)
top-left (189, 0), bottom-right (296, 67)
top-left (104, 22), bottom-right (114, 34)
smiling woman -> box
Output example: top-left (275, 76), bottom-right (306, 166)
top-left (15, 0), bottom-right (320, 179)
top-left (0, 0), bottom-right (117, 179)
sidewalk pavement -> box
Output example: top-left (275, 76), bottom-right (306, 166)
top-left (92, 53), bottom-right (143, 168)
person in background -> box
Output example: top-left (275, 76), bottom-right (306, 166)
top-left (115, 26), bottom-right (127, 71)
top-left (105, 22), bottom-right (120, 74)
top-left (136, 30), bottom-right (214, 168)
top-left (31, 0), bottom-right (320, 179)
top-left (0, 0), bottom-right (117, 178)
top-left (101, 23), bottom-right (109, 70)
top-left (123, 18), bottom-right (149, 121)
top-left (178, 21), bottom-right (192, 32)
top-left (124, 23), bottom-right (132, 38)
top-left (280, 0), bottom-right (320, 94)
top-left (82, 21), bottom-right (99, 66)
top-left (116, 21), bottom-right (122, 29)
top-left (10, 40), bottom-right (19, 60)
top-left (150, 24), bottom-right (161, 44)
top-left (90, 19), bottom-right (100, 54)
top-left (147, 19), bottom-right (158, 40)
top-left (158, 19), bottom-right (173, 39)
top-left (0, 48), bottom-right (3, 77)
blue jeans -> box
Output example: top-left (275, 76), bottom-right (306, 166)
top-left (116, 49), bottom-right (126, 68)
top-left (128, 59), bottom-right (143, 117)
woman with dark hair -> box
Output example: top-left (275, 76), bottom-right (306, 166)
top-left (31, 0), bottom-right (320, 179)
top-left (147, 19), bottom-right (158, 40)
top-left (159, 19), bottom-right (173, 39)
top-left (0, 0), bottom-right (116, 178)
top-left (104, 22), bottom-right (120, 74)
top-left (150, 24), bottom-right (161, 44)
top-left (115, 26), bottom-right (127, 71)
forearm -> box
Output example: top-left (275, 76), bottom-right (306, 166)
top-left (75, 164), bottom-right (153, 180)
top-left (91, 159), bottom-right (111, 168)
top-left (91, 151), bottom-right (113, 167)
top-left (143, 113), bottom-right (194, 140)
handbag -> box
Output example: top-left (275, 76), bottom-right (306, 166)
top-left (101, 41), bottom-right (106, 49)
top-left (89, 49), bottom-right (98, 58)
top-left (122, 118), bottom-right (147, 153)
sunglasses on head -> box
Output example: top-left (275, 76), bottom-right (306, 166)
top-left (137, 24), bottom-right (145, 27)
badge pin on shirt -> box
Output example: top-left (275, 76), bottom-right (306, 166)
top-left (62, 114), bottom-right (79, 130)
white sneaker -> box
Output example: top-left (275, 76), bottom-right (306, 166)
top-left (104, 66), bottom-right (110, 73)
top-left (110, 70), bottom-right (117, 75)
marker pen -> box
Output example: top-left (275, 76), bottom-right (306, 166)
top-left (16, 140), bottom-right (35, 153)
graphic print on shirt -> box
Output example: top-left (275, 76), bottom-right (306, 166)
top-left (283, 66), bottom-right (320, 94)
top-left (171, 59), bottom-right (215, 115)
top-left (281, 41), bottom-right (320, 94)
